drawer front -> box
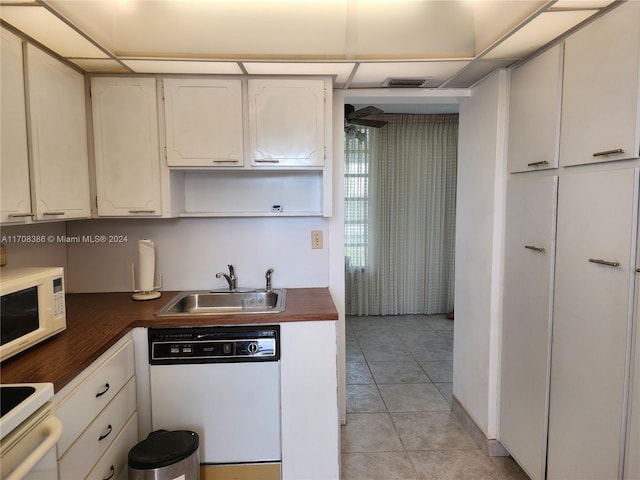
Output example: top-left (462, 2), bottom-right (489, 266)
top-left (56, 340), bottom-right (135, 456)
top-left (58, 377), bottom-right (136, 480)
top-left (86, 413), bottom-right (138, 480)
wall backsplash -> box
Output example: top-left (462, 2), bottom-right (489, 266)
top-left (0, 222), bottom-right (67, 271)
top-left (1, 217), bottom-right (329, 293)
top-left (66, 217), bottom-right (329, 293)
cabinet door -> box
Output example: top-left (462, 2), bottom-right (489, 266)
top-left (280, 321), bottom-right (339, 479)
top-left (0, 28), bottom-right (32, 223)
top-left (26, 44), bottom-right (90, 220)
top-left (626, 239), bottom-right (640, 479)
top-left (248, 79), bottom-right (325, 167)
top-left (164, 78), bottom-right (244, 167)
top-left (92, 77), bottom-right (162, 216)
top-left (501, 175), bottom-right (557, 480)
top-left (548, 168), bottom-right (638, 480)
top-left (507, 44), bottom-right (562, 173)
top-left (559, 2), bottom-right (640, 166)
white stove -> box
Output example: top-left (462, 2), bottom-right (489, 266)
top-left (0, 383), bottom-right (61, 480)
top-left (1, 383), bottom-right (54, 440)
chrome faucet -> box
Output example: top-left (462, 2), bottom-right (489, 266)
top-left (265, 268), bottom-right (274, 292)
top-left (216, 264), bottom-right (237, 291)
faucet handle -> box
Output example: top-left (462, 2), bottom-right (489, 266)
top-left (228, 264), bottom-right (236, 278)
top-left (265, 268), bottom-right (274, 291)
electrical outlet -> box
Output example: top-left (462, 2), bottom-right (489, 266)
top-left (311, 230), bottom-right (323, 249)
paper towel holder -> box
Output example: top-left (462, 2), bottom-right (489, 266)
top-left (130, 262), bottom-right (162, 300)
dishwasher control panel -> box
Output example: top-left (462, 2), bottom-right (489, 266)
top-left (148, 325), bottom-right (279, 364)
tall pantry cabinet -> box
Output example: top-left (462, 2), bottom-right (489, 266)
top-left (548, 169), bottom-right (638, 480)
top-left (500, 2), bottom-right (640, 479)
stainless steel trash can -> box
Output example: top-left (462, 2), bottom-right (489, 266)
top-left (128, 430), bottom-right (199, 480)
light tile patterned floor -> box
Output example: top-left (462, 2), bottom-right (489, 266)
top-left (342, 315), bottom-right (531, 480)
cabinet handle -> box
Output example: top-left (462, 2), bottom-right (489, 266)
top-left (592, 148), bottom-right (625, 157)
top-left (527, 161), bottom-right (549, 167)
top-left (213, 160), bottom-right (239, 164)
top-left (588, 258), bottom-right (621, 268)
top-left (98, 424), bottom-right (112, 441)
top-left (128, 209), bottom-right (156, 214)
top-left (635, 268), bottom-right (640, 273)
top-left (43, 211), bottom-right (65, 216)
top-left (95, 383), bottom-right (110, 397)
top-left (7, 213), bottom-right (35, 218)
top-left (253, 159), bottom-right (280, 164)
top-left (103, 466), bottom-right (115, 480)
top-left (524, 245), bottom-right (546, 252)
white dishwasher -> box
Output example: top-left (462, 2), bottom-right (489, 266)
top-left (148, 325), bottom-right (281, 465)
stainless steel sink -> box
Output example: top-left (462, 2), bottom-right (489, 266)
top-left (155, 289), bottom-right (286, 316)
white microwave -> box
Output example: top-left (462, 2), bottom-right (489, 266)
top-left (0, 267), bottom-right (66, 362)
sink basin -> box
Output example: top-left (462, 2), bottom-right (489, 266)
top-left (155, 289), bottom-right (286, 316)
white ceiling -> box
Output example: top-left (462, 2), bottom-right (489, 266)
top-left (0, 0), bottom-right (619, 89)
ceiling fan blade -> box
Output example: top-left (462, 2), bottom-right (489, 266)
top-left (348, 105), bottom-right (384, 120)
top-left (349, 118), bottom-right (388, 128)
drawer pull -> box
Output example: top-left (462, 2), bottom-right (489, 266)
top-left (525, 245), bottom-right (546, 252)
top-left (213, 160), bottom-right (239, 164)
top-left (589, 258), bottom-right (620, 268)
top-left (128, 209), bottom-right (156, 214)
top-left (253, 159), bottom-right (280, 164)
top-left (636, 268), bottom-right (640, 273)
top-left (95, 383), bottom-right (110, 398)
top-left (43, 211), bottom-right (65, 216)
top-left (7, 212), bottom-right (34, 218)
top-left (593, 148), bottom-right (625, 157)
top-left (527, 160), bottom-right (549, 167)
top-left (103, 466), bottom-right (115, 480)
top-left (98, 424), bottom-right (112, 441)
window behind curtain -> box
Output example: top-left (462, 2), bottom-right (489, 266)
top-left (344, 129), bottom-right (371, 270)
top-left (344, 114), bottom-right (458, 316)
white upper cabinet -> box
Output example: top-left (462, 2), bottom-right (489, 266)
top-left (507, 44), bottom-right (562, 172)
top-left (559, 2), bottom-right (640, 166)
top-left (248, 79), bottom-right (325, 167)
top-left (91, 77), bottom-right (162, 216)
top-left (26, 44), bottom-right (90, 220)
top-left (0, 28), bottom-right (32, 224)
top-left (164, 78), bottom-right (244, 167)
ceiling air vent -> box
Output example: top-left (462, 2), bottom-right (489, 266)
top-left (382, 77), bottom-right (432, 88)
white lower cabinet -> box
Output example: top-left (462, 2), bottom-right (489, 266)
top-left (625, 218), bottom-right (640, 480)
top-left (86, 413), bottom-right (138, 480)
top-left (58, 379), bottom-right (136, 479)
top-left (280, 321), bottom-right (339, 480)
top-left (54, 335), bottom-right (137, 480)
top-left (500, 175), bottom-right (557, 480)
top-left (547, 169), bottom-right (638, 479)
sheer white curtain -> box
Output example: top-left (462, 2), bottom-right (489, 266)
top-left (345, 114), bottom-right (458, 316)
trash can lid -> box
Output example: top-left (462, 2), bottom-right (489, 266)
top-left (128, 430), bottom-right (199, 470)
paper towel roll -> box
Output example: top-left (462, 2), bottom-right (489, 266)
top-left (138, 239), bottom-right (155, 292)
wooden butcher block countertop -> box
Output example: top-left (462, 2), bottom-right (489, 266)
top-left (0, 288), bottom-right (338, 392)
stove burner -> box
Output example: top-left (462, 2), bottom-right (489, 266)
top-left (0, 386), bottom-right (36, 418)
